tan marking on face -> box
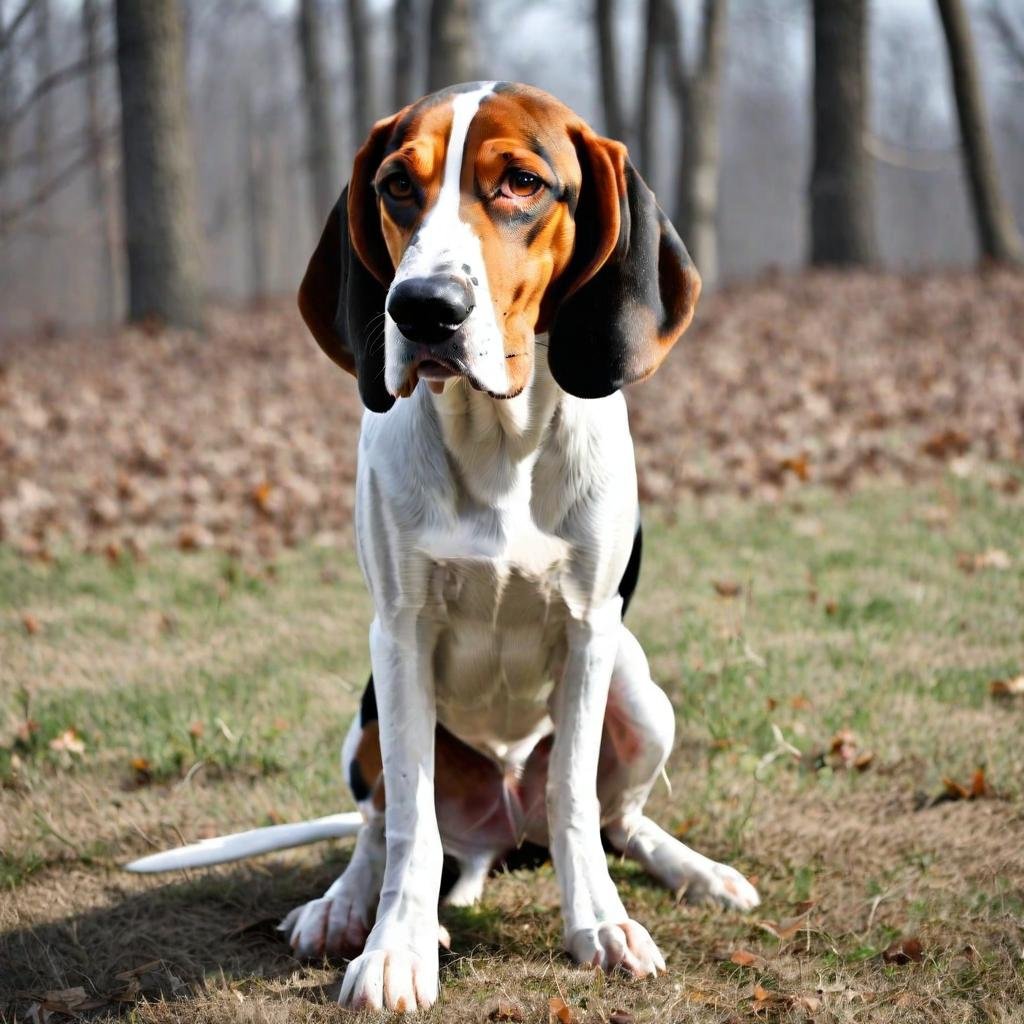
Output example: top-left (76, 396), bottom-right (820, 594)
top-left (462, 91), bottom-right (584, 395)
top-left (376, 102), bottom-right (454, 270)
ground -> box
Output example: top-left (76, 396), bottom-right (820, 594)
top-left (1, 270), bottom-right (1023, 1023)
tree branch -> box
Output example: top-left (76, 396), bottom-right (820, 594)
top-left (0, 0), bottom-right (35, 49)
top-left (0, 144), bottom-right (95, 232)
top-left (5, 48), bottom-right (114, 128)
top-left (987, 0), bottom-right (1024, 69)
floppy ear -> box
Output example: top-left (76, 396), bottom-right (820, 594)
top-left (297, 117), bottom-right (398, 414)
top-left (546, 129), bottom-right (702, 399)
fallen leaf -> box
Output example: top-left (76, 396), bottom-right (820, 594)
top-left (780, 453), bottom-right (810, 481)
top-left (713, 579), bottom-right (741, 597)
top-left (251, 481), bottom-right (273, 513)
top-left (882, 935), bottom-right (923, 965)
top-left (730, 948), bottom-right (767, 968)
top-left (757, 909), bottom-right (811, 942)
top-left (548, 996), bottom-right (576, 1023)
top-left (922, 428), bottom-right (970, 460)
top-left (21, 612), bottom-right (41, 635)
top-left (130, 756), bottom-right (153, 785)
top-left (48, 728), bottom-right (85, 756)
top-left (990, 675), bottom-right (1024, 698)
top-left (941, 768), bottom-right (993, 802)
top-left (957, 548), bottom-right (1012, 573)
top-left (14, 719), bottom-right (40, 746)
top-left (486, 1001), bottom-right (525, 1022)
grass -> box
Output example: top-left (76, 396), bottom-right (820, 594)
top-left (1, 477), bottom-right (1023, 1022)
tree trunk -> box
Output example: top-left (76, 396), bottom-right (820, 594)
top-left (677, 0), bottom-right (726, 290)
top-left (637, 0), bottom-right (661, 180)
top-left (427, 0), bottom-right (476, 92)
top-left (114, 0), bottom-right (205, 328)
top-left (345, 0), bottom-right (372, 142)
top-left (936, 0), bottom-right (1023, 264)
top-left (241, 90), bottom-right (269, 303)
top-left (82, 0), bottom-right (119, 324)
top-left (661, 0), bottom-right (727, 289)
top-left (297, 0), bottom-right (338, 223)
top-left (34, 0), bottom-right (53, 191)
top-left (392, 0), bottom-right (416, 109)
top-left (0, 0), bottom-right (13, 198)
top-left (594, 0), bottom-right (625, 141)
top-left (809, 0), bottom-right (877, 265)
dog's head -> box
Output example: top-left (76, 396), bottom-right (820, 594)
top-left (299, 82), bottom-right (701, 413)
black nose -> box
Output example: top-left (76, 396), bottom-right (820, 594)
top-left (387, 275), bottom-right (475, 346)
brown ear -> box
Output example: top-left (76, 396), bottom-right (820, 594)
top-left (297, 115), bottom-right (400, 413)
top-left (546, 127), bottom-right (701, 399)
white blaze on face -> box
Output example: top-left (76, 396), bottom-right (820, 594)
top-left (384, 83), bottom-right (510, 399)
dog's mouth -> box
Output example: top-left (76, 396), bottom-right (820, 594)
top-left (405, 349), bottom-right (479, 396)
top-left (416, 358), bottom-right (461, 382)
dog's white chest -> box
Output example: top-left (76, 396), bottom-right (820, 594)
top-left (420, 507), bottom-right (570, 767)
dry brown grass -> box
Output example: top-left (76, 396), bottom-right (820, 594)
top-left (3, 477), bottom-right (1023, 1023)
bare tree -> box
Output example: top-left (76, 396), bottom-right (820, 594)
top-left (936, 0), bottom-right (1022, 264)
top-left (661, 0), bottom-right (728, 290)
top-left (594, 0), bottom-right (625, 141)
top-left (297, 0), bottom-right (337, 222)
top-left (82, 0), bottom-right (119, 324)
top-left (392, 0), bottom-right (416, 109)
top-left (241, 88), bottom-right (269, 302)
top-left (114, 0), bottom-right (205, 328)
top-left (33, 0), bottom-right (53, 191)
top-left (808, 0), bottom-right (877, 265)
top-left (427, 0), bottom-right (477, 91)
top-left (0, 0), bottom-right (13, 195)
top-left (637, 0), bottom-right (661, 179)
top-left (345, 0), bottom-right (372, 141)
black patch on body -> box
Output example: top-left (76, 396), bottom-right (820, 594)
top-left (618, 521), bottom-right (643, 617)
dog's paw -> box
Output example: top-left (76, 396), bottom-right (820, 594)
top-left (280, 890), bottom-right (372, 960)
top-left (567, 920), bottom-right (666, 978)
top-left (339, 946), bottom-right (439, 1012)
top-left (680, 860), bottom-right (760, 912)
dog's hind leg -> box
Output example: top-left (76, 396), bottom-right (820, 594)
top-left (598, 627), bottom-right (760, 912)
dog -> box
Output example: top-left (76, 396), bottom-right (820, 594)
top-left (128, 82), bottom-right (759, 1013)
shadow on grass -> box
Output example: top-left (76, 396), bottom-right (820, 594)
top-left (0, 846), bottom-right (574, 1018)
top-left (0, 855), bottom-right (356, 1017)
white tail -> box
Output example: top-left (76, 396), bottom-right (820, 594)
top-left (124, 812), bottom-right (364, 873)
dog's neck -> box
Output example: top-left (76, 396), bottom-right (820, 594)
top-left (424, 339), bottom-right (562, 504)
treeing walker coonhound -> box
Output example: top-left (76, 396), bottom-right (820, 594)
top-left (128, 81), bottom-right (759, 1013)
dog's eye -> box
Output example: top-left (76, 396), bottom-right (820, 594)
top-left (383, 173), bottom-right (414, 200)
top-left (503, 170), bottom-right (543, 198)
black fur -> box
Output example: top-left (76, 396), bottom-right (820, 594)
top-left (548, 159), bottom-right (694, 399)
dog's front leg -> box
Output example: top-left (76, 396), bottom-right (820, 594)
top-left (339, 617), bottom-right (443, 1012)
top-left (549, 602), bottom-right (667, 978)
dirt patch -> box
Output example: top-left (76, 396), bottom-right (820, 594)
top-left (2, 269), bottom-right (1021, 559)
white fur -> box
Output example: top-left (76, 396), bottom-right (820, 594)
top-left (124, 813), bottom-right (363, 872)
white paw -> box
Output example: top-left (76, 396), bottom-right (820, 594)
top-left (339, 946), bottom-right (439, 1012)
top-left (566, 919), bottom-right (666, 978)
top-left (681, 860), bottom-right (760, 912)
top-left (280, 884), bottom-right (374, 959)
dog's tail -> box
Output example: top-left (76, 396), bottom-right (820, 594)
top-left (124, 812), bottom-right (364, 873)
